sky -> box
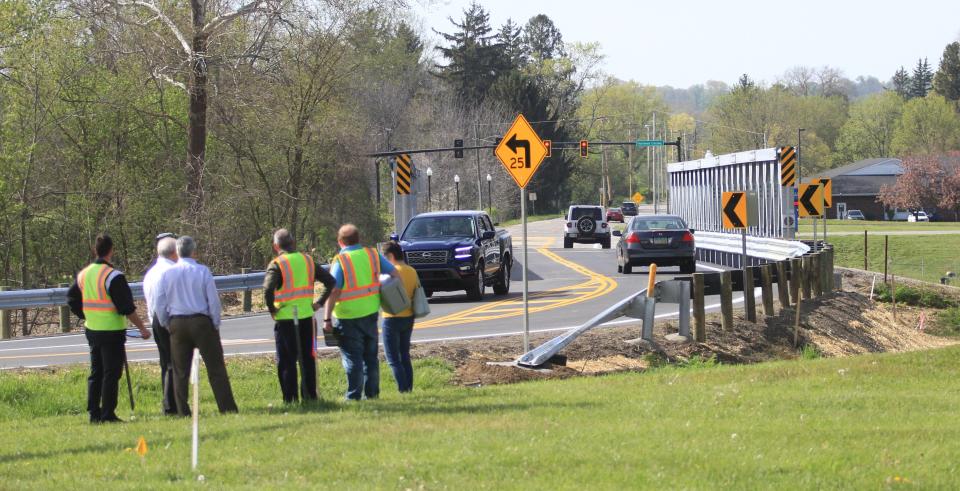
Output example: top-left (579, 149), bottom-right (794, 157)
top-left (410, 0), bottom-right (960, 88)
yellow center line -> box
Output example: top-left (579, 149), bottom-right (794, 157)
top-left (413, 239), bottom-right (618, 329)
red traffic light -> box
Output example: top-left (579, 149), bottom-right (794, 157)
top-left (579, 140), bottom-right (588, 158)
top-left (543, 139), bottom-right (552, 157)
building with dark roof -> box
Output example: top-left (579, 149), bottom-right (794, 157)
top-left (803, 158), bottom-right (903, 220)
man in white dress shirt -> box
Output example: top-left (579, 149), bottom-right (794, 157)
top-left (155, 236), bottom-right (238, 415)
top-left (143, 236), bottom-right (187, 415)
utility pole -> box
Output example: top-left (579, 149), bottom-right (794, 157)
top-left (628, 127), bottom-right (633, 197)
top-left (475, 121), bottom-right (483, 211)
top-left (653, 112), bottom-right (658, 213)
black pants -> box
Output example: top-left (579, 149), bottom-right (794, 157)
top-left (153, 318), bottom-right (188, 414)
top-left (274, 317), bottom-right (317, 402)
top-left (85, 329), bottom-right (126, 421)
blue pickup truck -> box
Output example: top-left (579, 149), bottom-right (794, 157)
top-left (392, 211), bottom-right (513, 300)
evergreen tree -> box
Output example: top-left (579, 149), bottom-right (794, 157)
top-left (933, 42), bottom-right (960, 105)
top-left (434, 2), bottom-right (509, 103)
top-left (496, 19), bottom-right (526, 70)
top-left (910, 57), bottom-right (933, 98)
top-left (734, 74), bottom-right (755, 93)
top-left (892, 66), bottom-right (912, 99)
top-left (524, 14), bottom-right (564, 62)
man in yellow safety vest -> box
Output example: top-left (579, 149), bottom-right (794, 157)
top-left (263, 228), bottom-right (336, 403)
top-left (67, 233), bottom-right (151, 423)
top-left (323, 224), bottom-right (400, 400)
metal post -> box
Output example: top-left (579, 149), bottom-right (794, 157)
top-left (521, 187), bottom-right (529, 352)
top-left (487, 178), bottom-right (492, 215)
top-left (427, 174), bottom-right (432, 212)
top-left (375, 159), bottom-right (381, 206)
top-left (241, 268), bottom-right (252, 312)
top-left (741, 229), bottom-right (748, 269)
top-left (0, 286), bottom-right (10, 339)
top-left (475, 121), bottom-right (483, 211)
top-left (883, 235), bottom-right (889, 283)
top-left (59, 283), bottom-right (71, 332)
top-left (455, 180), bottom-right (460, 211)
top-left (813, 217), bottom-right (818, 252)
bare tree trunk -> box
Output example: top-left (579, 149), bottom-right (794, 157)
top-left (187, 1), bottom-right (209, 222)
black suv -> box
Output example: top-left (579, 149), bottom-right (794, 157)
top-left (621, 201), bottom-right (639, 217)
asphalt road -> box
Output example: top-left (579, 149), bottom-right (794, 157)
top-left (0, 218), bottom-right (742, 369)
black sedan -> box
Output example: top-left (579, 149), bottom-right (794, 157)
top-left (614, 215), bottom-right (696, 274)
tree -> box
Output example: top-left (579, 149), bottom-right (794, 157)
top-left (933, 42), bottom-right (960, 105)
top-left (734, 74), bottom-right (755, 92)
top-left (910, 57), bottom-right (934, 99)
top-left (892, 66), bottom-right (912, 99)
top-left (524, 14), bottom-right (564, 62)
top-left (434, 2), bottom-right (508, 104)
top-left (834, 91), bottom-right (904, 164)
top-left (495, 18), bottom-right (526, 69)
top-left (879, 152), bottom-right (960, 220)
top-left (891, 94), bottom-right (960, 155)
top-left (94, 0), bottom-right (286, 223)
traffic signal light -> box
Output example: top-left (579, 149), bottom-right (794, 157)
top-left (454, 139), bottom-right (464, 158)
top-left (579, 140), bottom-right (588, 158)
top-left (543, 139), bottom-right (552, 157)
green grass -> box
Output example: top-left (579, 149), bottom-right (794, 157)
top-left (873, 283), bottom-right (958, 309)
top-left (499, 213), bottom-right (561, 227)
top-left (933, 307), bottom-right (960, 337)
top-left (828, 233), bottom-right (960, 283)
top-left (5, 348), bottom-right (960, 488)
top-left (798, 218), bottom-right (960, 235)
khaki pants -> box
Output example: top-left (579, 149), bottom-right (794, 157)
top-left (169, 315), bottom-right (238, 415)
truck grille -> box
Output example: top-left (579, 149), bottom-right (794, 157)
top-left (406, 250), bottom-right (449, 265)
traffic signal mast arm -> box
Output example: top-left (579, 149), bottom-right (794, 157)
top-left (365, 138), bottom-right (683, 159)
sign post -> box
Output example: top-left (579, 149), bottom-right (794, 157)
top-left (799, 183), bottom-right (824, 251)
top-left (814, 178), bottom-right (832, 244)
top-left (495, 114), bottom-right (548, 352)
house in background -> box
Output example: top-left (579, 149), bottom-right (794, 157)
top-left (804, 158), bottom-right (903, 220)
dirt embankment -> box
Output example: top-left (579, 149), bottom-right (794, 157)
top-left (439, 267), bottom-right (958, 386)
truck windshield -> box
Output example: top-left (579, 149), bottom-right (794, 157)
top-left (403, 216), bottom-right (476, 239)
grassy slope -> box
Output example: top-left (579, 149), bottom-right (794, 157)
top-left (829, 234), bottom-right (960, 283)
top-left (4, 348), bottom-right (960, 489)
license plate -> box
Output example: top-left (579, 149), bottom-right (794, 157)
top-left (652, 237), bottom-right (670, 245)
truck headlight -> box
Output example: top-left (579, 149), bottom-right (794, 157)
top-left (454, 246), bottom-right (472, 260)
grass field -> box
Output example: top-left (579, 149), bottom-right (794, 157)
top-left (4, 348), bottom-right (960, 489)
top-left (499, 213), bottom-right (560, 227)
top-left (798, 218), bottom-right (960, 235)
top-left (828, 233), bottom-right (960, 283)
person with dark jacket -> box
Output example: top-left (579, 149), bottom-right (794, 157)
top-left (263, 229), bottom-right (336, 403)
top-left (67, 233), bottom-right (151, 424)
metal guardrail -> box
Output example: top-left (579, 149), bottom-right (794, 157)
top-left (0, 272), bottom-right (267, 310)
top-left (517, 288), bottom-right (654, 367)
top-left (695, 231), bottom-right (809, 262)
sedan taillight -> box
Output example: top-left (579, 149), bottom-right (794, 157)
top-left (681, 232), bottom-right (695, 243)
top-left (625, 232), bottom-right (642, 244)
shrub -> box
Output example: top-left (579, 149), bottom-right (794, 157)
top-left (874, 283), bottom-right (956, 308)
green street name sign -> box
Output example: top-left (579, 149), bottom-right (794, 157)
top-left (635, 140), bottom-right (664, 147)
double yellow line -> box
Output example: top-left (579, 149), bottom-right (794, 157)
top-left (414, 239), bottom-right (618, 329)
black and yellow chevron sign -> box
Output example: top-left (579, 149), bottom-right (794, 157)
top-left (778, 146), bottom-right (797, 186)
top-left (395, 154), bottom-right (412, 195)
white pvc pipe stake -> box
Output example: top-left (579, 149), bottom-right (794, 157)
top-left (190, 348), bottom-right (200, 471)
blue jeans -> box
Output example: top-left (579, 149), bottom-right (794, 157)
top-left (335, 313), bottom-right (380, 400)
top-left (382, 316), bottom-right (414, 392)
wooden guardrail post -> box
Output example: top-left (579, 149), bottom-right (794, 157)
top-left (776, 260), bottom-right (790, 312)
top-left (0, 286), bottom-right (10, 339)
top-left (241, 268), bottom-right (253, 312)
top-left (720, 271), bottom-right (733, 331)
top-left (744, 266), bottom-right (757, 322)
top-left (790, 258), bottom-right (803, 305)
top-left (811, 253), bottom-right (823, 297)
top-left (824, 246), bottom-right (835, 292)
top-left (760, 264), bottom-right (775, 317)
top-left (801, 255), bottom-right (813, 300)
top-left (692, 273), bottom-right (706, 342)
top-left (59, 283), bottom-right (71, 333)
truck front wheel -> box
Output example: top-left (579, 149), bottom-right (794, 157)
top-left (466, 261), bottom-right (486, 300)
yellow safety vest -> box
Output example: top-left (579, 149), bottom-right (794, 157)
top-left (78, 263), bottom-right (126, 331)
top-left (333, 247), bottom-right (381, 320)
top-left (272, 252), bottom-right (315, 320)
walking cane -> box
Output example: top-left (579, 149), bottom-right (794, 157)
top-left (124, 352), bottom-right (135, 413)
